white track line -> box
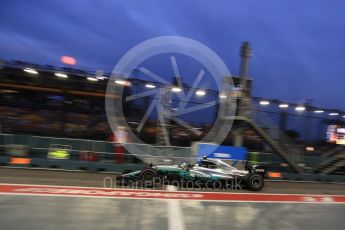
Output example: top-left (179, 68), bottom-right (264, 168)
top-left (166, 185), bottom-right (185, 230)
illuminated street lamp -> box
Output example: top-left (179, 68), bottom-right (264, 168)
top-left (87, 77), bottom-right (98, 81)
top-left (314, 110), bottom-right (324, 113)
top-left (195, 90), bottom-right (206, 97)
top-left (279, 103), bottom-right (289, 108)
top-left (295, 106), bottom-right (306, 111)
top-left (171, 87), bottom-right (182, 93)
top-left (259, 100), bottom-right (270, 106)
top-left (145, 84), bottom-right (156, 89)
top-left (329, 112), bottom-right (339, 116)
top-left (54, 73), bottom-right (68, 78)
top-left (115, 80), bottom-right (131, 86)
top-left (23, 68), bottom-right (38, 75)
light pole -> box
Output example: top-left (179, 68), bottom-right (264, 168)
top-left (233, 42), bottom-right (252, 147)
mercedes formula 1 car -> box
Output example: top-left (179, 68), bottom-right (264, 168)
top-left (118, 157), bottom-right (267, 191)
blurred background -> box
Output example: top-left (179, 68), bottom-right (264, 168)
top-left (0, 1), bottom-right (344, 230)
top-left (0, 0), bottom-right (344, 177)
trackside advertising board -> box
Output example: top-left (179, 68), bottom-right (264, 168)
top-left (196, 143), bottom-right (247, 161)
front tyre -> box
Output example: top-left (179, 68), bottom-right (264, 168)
top-left (246, 174), bottom-right (264, 191)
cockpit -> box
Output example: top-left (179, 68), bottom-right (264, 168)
top-left (199, 159), bottom-right (218, 169)
top-left (198, 158), bottom-right (235, 171)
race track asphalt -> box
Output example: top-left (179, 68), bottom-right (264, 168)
top-left (0, 167), bottom-right (344, 194)
top-left (0, 167), bottom-right (344, 230)
top-left (0, 194), bottom-right (344, 230)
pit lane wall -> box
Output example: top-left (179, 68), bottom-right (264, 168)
top-left (0, 134), bottom-right (344, 182)
top-left (0, 155), bottom-right (344, 183)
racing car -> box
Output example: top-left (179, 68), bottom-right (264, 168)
top-left (118, 157), bottom-right (267, 191)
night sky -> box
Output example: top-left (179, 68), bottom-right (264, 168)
top-left (1, 0), bottom-right (345, 111)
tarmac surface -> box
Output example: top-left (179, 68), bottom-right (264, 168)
top-left (0, 167), bottom-right (344, 194)
top-left (0, 191), bottom-right (344, 230)
top-left (0, 167), bottom-right (344, 230)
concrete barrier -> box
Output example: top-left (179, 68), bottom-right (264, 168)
top-left (0, 156), bottom-right (145, 173)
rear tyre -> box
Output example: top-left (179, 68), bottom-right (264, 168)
top-left (246, 174), bottom-right (264, 191)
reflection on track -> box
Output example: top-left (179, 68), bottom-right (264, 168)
top-left (182, 201), bottom-right (344, 230)
top-left (0, 194), bottom-right (343, 230)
